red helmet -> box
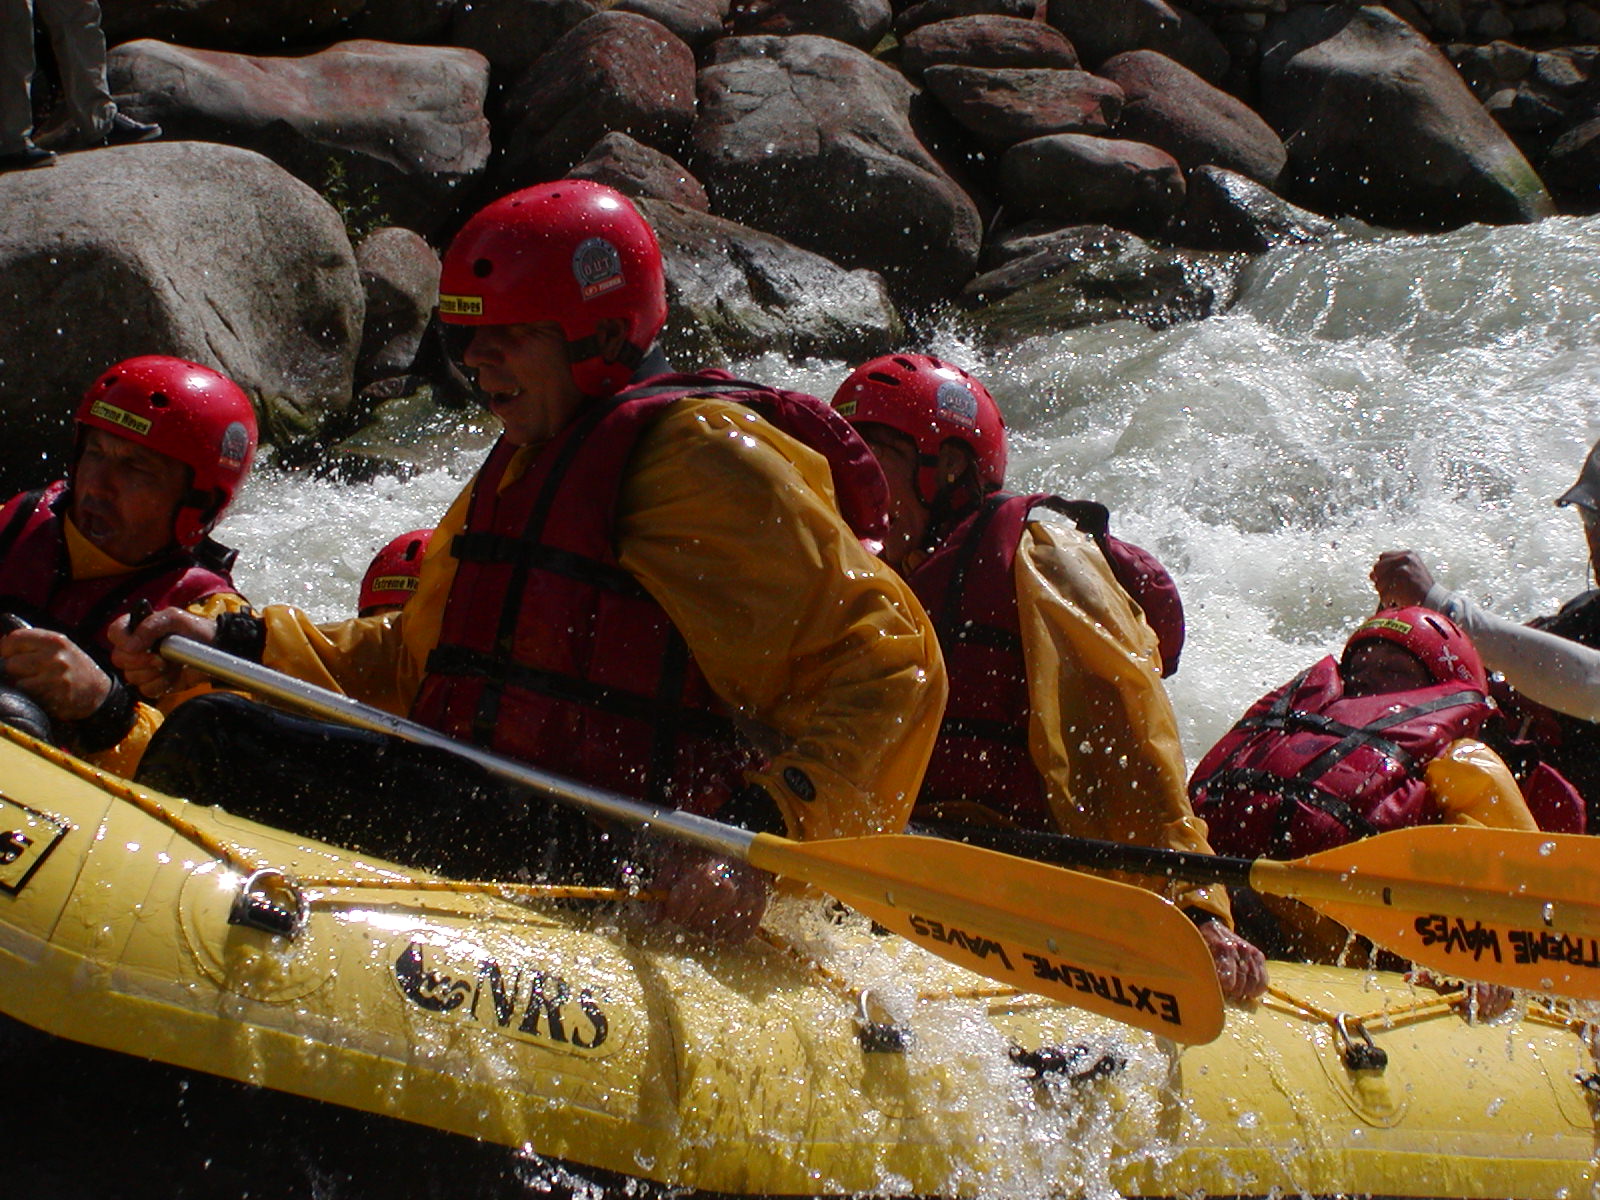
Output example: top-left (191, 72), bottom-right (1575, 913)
top-left (359, 528), bottom-right (432, 615)
top-left (75, 355), bottom-right (257, 550)
top-left (1343, 607), bottom-right (1488, 694)
top-left (438, 180), bottom-right (668, 397)
top-left (831, 354), bottom-right (1008, 504)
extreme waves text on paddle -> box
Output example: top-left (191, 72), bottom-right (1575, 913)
top-left (1414, 915), bottom-right (1600, 967)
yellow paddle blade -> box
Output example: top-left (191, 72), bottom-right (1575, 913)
top-left (749, 832), bottom-right (1225, 1044)
top-left (1254, 826), bottom-right (1600, 999)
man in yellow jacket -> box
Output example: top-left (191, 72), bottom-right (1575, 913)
top-left (115, 181), bottom-right (946, 941)
top-left (0, 355), bottom-right (255, 774)
top-left (831, 353), bottom-right (1267, 1004)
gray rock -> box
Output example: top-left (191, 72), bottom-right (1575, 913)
top-left (1171, 165), bottom-right (1336, 251)
top-left (354, 228), bottom-right (440, 387)
top-left (922, 65), bottom-right (1124, 148)
top-left (900, 16), bottom-right (1080, 80)
top-left (569, 132), bottom-right (710, 210)
top-left (999, 132), bottom-right (1186, 232)
top-left (498, 13), bottom-right (696, 189)
top-left (728, 0), bottom-right (894, 49)
top-left (960, 224), bottom-right (1244, 338)
top-left (692, 35), bottom-right (983, 310)
top-left (1045, 0), bottom-right (1229, 81)
top-left (1544, 116), bottom-right (1600, 197)
top-left (1259, 4), bottom-right (1556, 228)
top-left (895, 0), bottom-right (1040, 39)
top-left (448, 0), bottom-right (597, 76)
top-left (0, 142), bottom-right (363, 488)
top-left (611, 0), bottom-right (728, 47)
top-left (639, 199), bottom-right (904, 363)
top-left (109, 39), bottom-right (490, 237)
top-left (1100, 50), bottom-right (1286, 185)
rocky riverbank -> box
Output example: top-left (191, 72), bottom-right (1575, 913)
top-left (1, 0), bottom-right (1596, 485)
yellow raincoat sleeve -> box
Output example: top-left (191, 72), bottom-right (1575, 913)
top-left (84, 590), bottom-right (255, 778)
top-left (1015, 515), bottom-right (1232, 925)
top-left (1425, 738), bottom-right (1539, 830)
top-left (615, 397), bottom-right (947, 841)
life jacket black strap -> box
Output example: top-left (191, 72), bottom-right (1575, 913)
top-left (937, 715), bottom-right (1030, 746)
top-left (450, 533), bottom-right (649, 599)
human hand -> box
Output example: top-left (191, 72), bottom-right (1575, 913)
top-left (0, 628), bottom-right (112, 721)
top-left (649, 842), bottom-right (773, 943)
top-left (1199, 919), bottom-right (1269, 1004)
top-left (1370, 550), bottom-right (1435, 610)
top-left (108, 606), bottom-right (216, 698)
top-left (1409, 968), bottom-right (1514, 1021)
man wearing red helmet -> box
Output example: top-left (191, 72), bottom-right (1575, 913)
top-left (116, 181), bottom-right (945, 941)
top-left (831, 353), bottom-right (1266, 1004)
top-left (0, 355), bottom-right (255, 769)
top-left (1191, 607), bottom-right (1539, 965)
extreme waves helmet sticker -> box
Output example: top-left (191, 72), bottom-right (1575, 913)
top-left (573, 237), bottom-right (625, 300)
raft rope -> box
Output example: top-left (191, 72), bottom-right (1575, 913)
top-left (0, 721), bottom-right (656, 909)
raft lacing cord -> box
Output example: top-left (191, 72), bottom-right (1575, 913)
top-left (1265, 981), bottom-right (1476, 1031)
top-left (0, 721), bottom-right (655, 907)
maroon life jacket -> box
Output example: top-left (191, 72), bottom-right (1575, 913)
top-left (0, 481), bottom-right (238, 662)
top-left (408, 372), bottom-right (889, 815)
top-left (1188, 655), bottom-right (1492, 859)
top-left (905, 492), bottom-right (1184, 829)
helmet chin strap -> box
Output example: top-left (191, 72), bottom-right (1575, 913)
top-left (919, 461), bottom-right (984, 553)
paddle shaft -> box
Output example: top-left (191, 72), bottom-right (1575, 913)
top-left (160, 637), bottom-right (755, 861)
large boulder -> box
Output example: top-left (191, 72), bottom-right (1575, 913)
top-left (1100, 50), bottom-right (1286, 186)
top-left (727, 0), bottom-right (894, 49)
top-left (895, 0), bottom-right (1039, 39)
top-left (497, 13), bottom-right (697, 190)
top-left (0, 143), bottom-right (363, 490)
top-left (353, 228), bottom-right (440, 388)
top-left (922, 65), bottom-right (1124, 149)
top-left (611, 0), bottom-right (729, 48)
top-left (101, 0), bottom-right (364, 50)
top-left (569, 132), bottom-right (710, 210)
top-left (1044, 0), bottom-right (1228, 81)
top-left (1258, 5), bottom-right (1555, 228)
top-left (900, 16), bottom-right (1080, 80)
top-left (999, 133), bottom-right (1186, 232)
top-left (109, 39), bottom-right (491, 237)
top-left (691, 35), bottom-right (983, 310)
top-left (641, 200), bottom-right (904, 363)
top-left (1170, 165), bottom-right (1337, 252)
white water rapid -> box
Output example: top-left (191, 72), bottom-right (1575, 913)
top-left (224, 212), bottom-right (1600, 762)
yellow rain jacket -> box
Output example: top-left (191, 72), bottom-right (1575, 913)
top-left (1012, 515), bottom-right (1232, 924)
top-left (59, 516), bottom-right (250, 778)
top-left (255, 396), bottom-right (947, 843)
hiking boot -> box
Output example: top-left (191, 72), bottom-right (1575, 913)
top-left (0, 143), bottom-right (56, 171)
top-left (103, 111), bottom-right (162, 145)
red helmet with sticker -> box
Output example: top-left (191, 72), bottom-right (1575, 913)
top-left (830, 354), bottom-right (1007, 504)
top-left (437, 180), bottom-right (668, 397)
top-left (359, 528), bottom-right (432, 616)
top-left (1343, 607), bottom-right (1488, 694)
top-left (75, 355), bottom-right (257, 549)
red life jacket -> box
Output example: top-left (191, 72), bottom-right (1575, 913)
top-left (1188, 655), bottom-right (1492, 859)
top-left (906, 492), bottom-right (1183, 829)
top-left (0, 481), bottom-right (239, 661)
top-left (408, 372), bottom-right (888, 815)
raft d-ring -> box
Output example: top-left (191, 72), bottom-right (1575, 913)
top-left (856, 991), bottom-right (911, 1053)
top-left (228, 868), bottom-right (307, 940)
top-left (1335, 1014), bottom-right (1389, 1072)
top-left (1576, 1072), bottom-right (1600, 1097)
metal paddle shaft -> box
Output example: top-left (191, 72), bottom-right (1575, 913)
top-left (157, 636), bottom-right (1227, 1043)
top-left (921, 821), bottom-right (1600, 1000)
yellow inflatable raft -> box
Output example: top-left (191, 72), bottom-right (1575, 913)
top-left (0, 726), bottom-right (1596, 1198)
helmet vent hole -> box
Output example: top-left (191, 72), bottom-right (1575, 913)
top-left (890, 356), bottom-right (917, 371)
top-left (472, 257), bottom-right (494, 278)
top-left (148, 391), bottom-right (171, 408)
top-left (866, 372), bottom-right (902, 386)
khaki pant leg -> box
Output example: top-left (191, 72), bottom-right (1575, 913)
top-left (0, 0), bottom-right (38, 151)
top-left (34, 0), bottom-right (108, 140)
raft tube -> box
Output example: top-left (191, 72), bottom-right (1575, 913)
top-left (0, 726), bottom-right (1594, 1198)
